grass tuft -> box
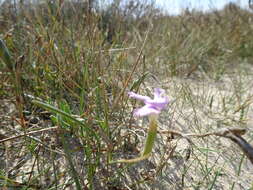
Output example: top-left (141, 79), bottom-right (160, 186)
top-left (1, 1), bottom-right (253, 189)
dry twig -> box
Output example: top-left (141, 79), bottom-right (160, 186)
top-left (160, 127), bottom-right (253, 165)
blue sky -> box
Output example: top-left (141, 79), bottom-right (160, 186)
top-left (155, 0), bottom-right (249, 15)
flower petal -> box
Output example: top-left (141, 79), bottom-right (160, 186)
top-left (153, 88), bottom-right (165, 99)
top-left (128, 92), bottom-right (151, 102)
top-left (133, 105), bottom-right (160, 117)
top-left (128, 88), bottom-right (168, 117)
top-left (145, 97), bottom-right (169, 110)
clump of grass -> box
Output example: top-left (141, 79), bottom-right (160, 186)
top-left (144, 3), bottom-right (253, 78)
top-left (1, 0), bottom-right (253, 189)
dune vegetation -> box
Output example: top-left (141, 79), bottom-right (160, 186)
top-left (0, 0), bottom-right (253, 189)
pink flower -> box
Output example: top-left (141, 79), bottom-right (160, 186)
top-left (128, 88), bottom-right (169, 117)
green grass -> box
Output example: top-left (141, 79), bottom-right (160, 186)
top-left (0, 1), bottom-right (253, 189)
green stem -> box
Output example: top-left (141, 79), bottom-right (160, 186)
top-left (0, 38), bottom-right (25, 127)
top-left (110, 114), bottom-right (158, 164)
top-left (142, 115), bottom-right (158, 156)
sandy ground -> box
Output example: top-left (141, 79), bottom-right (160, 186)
top-left (0, 66), bottom-right (253, 189)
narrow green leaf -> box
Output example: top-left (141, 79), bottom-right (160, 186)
top-left (32, 100), bottom-right (83, 124)
top-left (110, 116), bottom-right (158, 164)
top-left (60, 129), bottom-right (82, 190)
top-left (141, 117), bottom-right (158, 156)
top-left (0, 38), bottom-right (13, 71)
top-left (208, 168), bottom-right (222, 190)
top-left (130, 72), bottom-right (149, 91)
top-left (32, 100), bottom-right (98, 138)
